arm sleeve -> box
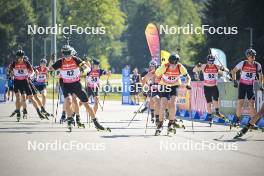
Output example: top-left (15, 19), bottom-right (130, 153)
top-left (235, 61), bottom-right (244, 70)
top-left (179, 64), bottom-right (188, 76)
top-left (25, 60), bottom-right (33, 72)
top-left (155, 65), bottom-right (167, 77)
top-left (73, 57), bottom-right (85, 66)
top-left (257, 63), bottom-right (262, 73)
top-left (52, 59), bottom-right (62, 70)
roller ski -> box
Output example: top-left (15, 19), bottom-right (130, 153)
top-left (233, 124), bottom-right (251, 139)
top-left (167, 121), bottom-right (176, 137)
top-left (76, 115), bottom-right (85, 128)
top-left (167, 126), bottom-right (176, 137)
top-left (174, 119), bottom-right (185, 129)
top-left (93, 118), bottom-right (111, 132)
top-left (10, 110), bottom-right (19, 118)
top-left (71, 113), bottom-right (76, 126)
top-left (229, 117), bottom-right (240, 130)
top-left (37, 109), bottom-right (47, 120)
top-left (60, 113), bottom-right (67, 124)
top-left (208, 117), bottom-right (213, 127)
top-left (67, 117), bottom-right (75, 132)
top-left (41, 108), bottom-right (53, 118)
top-left (155, 121), bottom-right (163, 136)
top-left (16, 111), bottom-right (21, 122)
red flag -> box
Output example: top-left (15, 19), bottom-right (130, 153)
top-left (145, 23), bottom-right (160, 65)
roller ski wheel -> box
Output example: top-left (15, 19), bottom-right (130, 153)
top-left (10, 110), bottom-right (18, 117)
top-left (16, 112), bottom-right (21, 122)
top-left (173, 121), bottom-right (185, 129)
top-left (93, 119), bottom-right (111, 132)
top-left (96, 127), bottom-right (111, 132)
top-left (67, 118), bottom-right (74, 132)
top-left (77, 123), bottom-right (85, 128)
top-left (37, 111), bottom-right (46, 120)
top-left (230, 122), bottom-right (240, 130)
top-left (22, 113), bottom-right (27, 119)
top-left (209, 121), bottom-right (213, 127)
top-left (41, 110), bottom-right (53, 117)
top-left (76, 117), bottom-right (85, 128)
top-left (155, 128), bottom-right (162, 136)
top-left (233, 131), bottom-right (244, 139)
top-left (167, 127), bottom-right (176, 137)
top-left (208, 118), bottom-right (213, 127)
top-left (17, 114), bottom-right (21, 122)
top-left (233, 125), bottom-right (249, 139)
top-left (60, 115), bottom-right (66, 124)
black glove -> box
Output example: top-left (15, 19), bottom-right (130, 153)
top-left (260, 86), bottom-right (264, 91)
top-left (233, 80), bottom-right (238, 88)
top-left (220, 66), bottom-right (225, 71)
top-left (186, 85), bottom-right (192, 90)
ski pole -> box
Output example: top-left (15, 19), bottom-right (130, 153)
top-left (127, 100), bottom-right (147, 127)
top-left (145, 102), bottom-right (150, 134)
top-left (102, 75), bottom-right (110, 111)
top-left (55, 85), bottom-right (60, 121)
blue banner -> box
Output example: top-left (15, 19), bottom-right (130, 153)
top-left (122, 67), bottom-right (131, 104)
top-left (0, 67), bottom-right (7, 102)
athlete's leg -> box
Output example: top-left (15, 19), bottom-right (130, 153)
top-left (94, 96), bottom-right (99, 114)
top-left (41, 88), bottom-right (47, 107)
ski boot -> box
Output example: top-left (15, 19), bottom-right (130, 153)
top-left (92, 118), bottom-right (111, 132)
top-left (16, 111), bottom-right (21, 122)
top-left (234, 124), bottom-right (251, 139)
top-left (174, 119), bottom-right (185, 129)
top-left (37, 109), bottom-right (47, 120)
top-left (208, 117), bottom-right (213, 127)
top-left (71, 113), bottom-right (76, 127)
top-left (167, 121), bottom-right (176, 137)
top-left (41, 107), bottom-right (53, 118)
top-left (230, 116), bottom-right (240, 130)
top-left (60, 113), bottom-right (66, 124)
top-left (76, 115), bottom-right (85, 128)
top-left (155, 121), bottom-right (163, 136)
top-left (22, 109), bottom-right (28, 119)
top-left (67, 117), bottom-right (75, 132)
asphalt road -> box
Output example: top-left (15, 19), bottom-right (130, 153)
top-left (0, 100), bottom-right (263, 176)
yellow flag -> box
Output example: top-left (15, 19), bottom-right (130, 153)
top-left (161, 50), bottom-right (170, 65)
